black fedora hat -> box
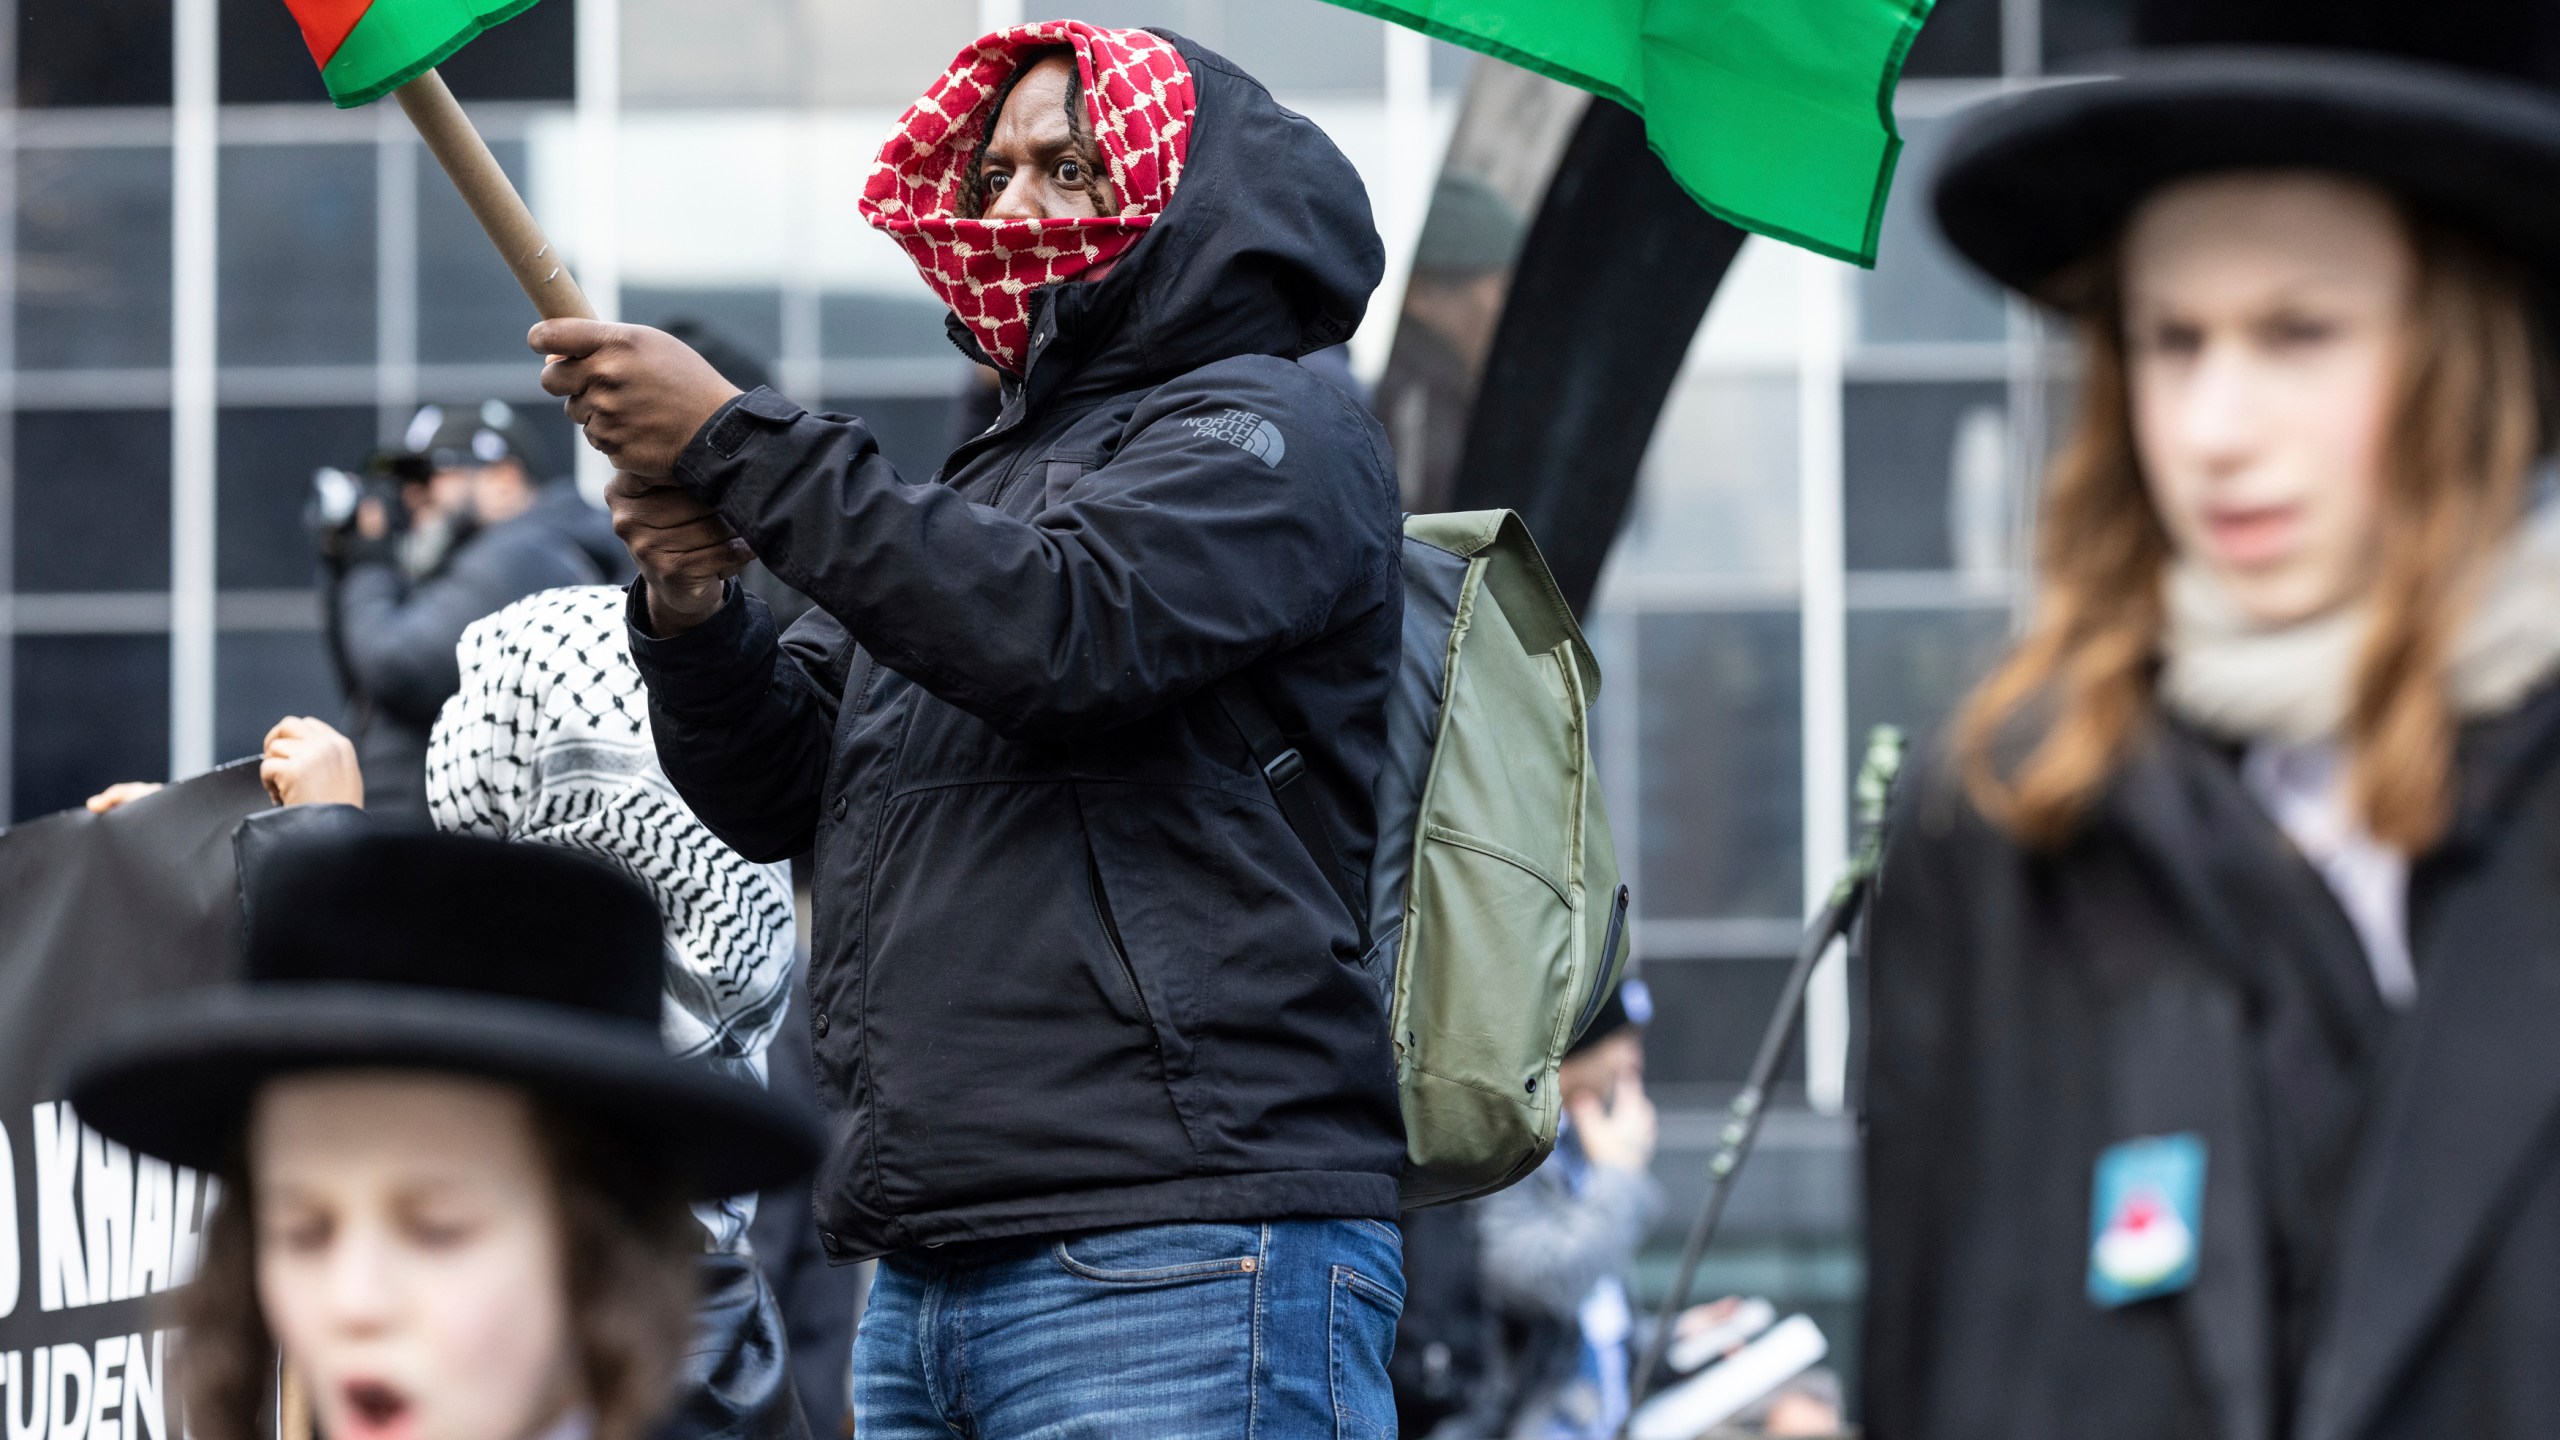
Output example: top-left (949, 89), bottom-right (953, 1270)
top-left (65, 830), bottom-right (823, 1199)
top-left (1934, 0), bottom-right (2560, 301)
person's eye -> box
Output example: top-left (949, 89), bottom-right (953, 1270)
top-left (2138, 320), bottom-right (2204, 358)
top-left (982, 170), bottom-right (1011, 195)
top-left (2264, 313), bottom-right (2337, 348)
top-left (265, 1211), bottom-right (333, 1254)
top-left (404, 1211), bottom-right (483, 1249)
top-left (1056, 159), bottom-right (1085, 185)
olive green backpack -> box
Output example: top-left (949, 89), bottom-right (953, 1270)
top-left (1218, 510), bottom-right (1630, 1208)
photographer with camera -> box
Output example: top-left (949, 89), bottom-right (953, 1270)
top-left (315, 400), bottom-right (630, 824)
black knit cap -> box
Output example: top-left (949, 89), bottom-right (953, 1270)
top-left (1568, 977), bottom-right (1654, 1058)
top-left (1933, 0), bottom-right (2560, 303)
top-left (66, 830), bottom-right (823, 1198)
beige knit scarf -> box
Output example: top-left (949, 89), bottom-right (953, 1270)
top-left (2160, 502), bottom-right (2560, 742)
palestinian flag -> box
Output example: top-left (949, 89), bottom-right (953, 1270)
top-left (281, 0), bottom-right (544, 108)
top-left (1317, 0), bottom-right (1937, 265)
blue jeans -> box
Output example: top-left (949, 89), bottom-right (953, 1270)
top-left (852, 1218), bottom-right (1404, 1439)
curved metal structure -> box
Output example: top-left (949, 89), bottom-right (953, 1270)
top-left (1378, 68), bottom-right (1748, 615)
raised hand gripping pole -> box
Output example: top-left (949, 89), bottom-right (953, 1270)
top-left (393, 68), bottom-right (596, 322)
top-left (1616, 724), bottom-right (1906, 1439)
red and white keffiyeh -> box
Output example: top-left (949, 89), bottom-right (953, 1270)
top-left (860, 22), bottom-right (1196, 374)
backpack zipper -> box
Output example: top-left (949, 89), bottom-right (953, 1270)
top-left (1570, 884), bottom-right (1633, 1039)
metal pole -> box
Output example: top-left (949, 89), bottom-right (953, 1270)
top-left (169, 0), bottom-right (219, 781)
top-left (1618, 726), bottom-right (1903, 1438)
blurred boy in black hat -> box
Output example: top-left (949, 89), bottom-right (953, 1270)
top-left (65, 831), bottom-right (822, 1440)
top-left (1867, 3), bottom-right (2560, 1437)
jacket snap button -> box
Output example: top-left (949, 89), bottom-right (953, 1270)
top-left (815, 1012), bottom-right (831, 1038)
top-left (820, 1231), bottom-right (840, 1253)
top-left (831, 795), bottom-right (848, 822)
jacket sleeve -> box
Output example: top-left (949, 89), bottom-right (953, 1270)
top-left (1475, 1157), bottom-right (1664, 1323)
top-left (1859, 766), bottom-right (1982, 1439)
top-left (672, 359), bottom-right (1398, 741)
top-left (333, 532), bottom-right (594, 724)
top-left (625, 580), bottom-right (853, 865)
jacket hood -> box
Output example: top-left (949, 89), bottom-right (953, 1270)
top-left (969, 32), bottom-right (1385, 411)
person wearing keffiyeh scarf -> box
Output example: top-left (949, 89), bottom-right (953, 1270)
top-left (529, 24), bottom-right (1405, 1437)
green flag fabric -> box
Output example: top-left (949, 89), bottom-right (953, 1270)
top-left (1322, 0), bottom-right (1936, 265)
top-left (280, 0), bottom-right (543, 108)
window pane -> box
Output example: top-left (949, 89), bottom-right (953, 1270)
top-left (1856, 118), bottom-right (2005, 345)
top-left (217, 631), bottom-right (340, 761)
top-left (2046, 0), bottom-right (2135, 72)
top-left (438, 0), bottom-right (574, 102)
top-left (418, 140), bottom-right (540, 363)
top-left (19, 0), bottom-right (172, 107)
top-left (1901, 0), bottom-right (2001, 77)
top-left (822, 291), bottom-right (960, 360)
top-left (1846, 607), bottom-right (2011, 769)
top-left (1637, 609), bottom-right (1802, 920)
top-left (623, 0), bottom-right (795, 106)
top-left (1219, 0), bottom-right (1387, 92)
top-left (626, 288), bottom-right (783, 374)
top-left (806, 1), bottom-right (982, 108)
top-left (821, 395), bottom-right (965, 487)
top-left (1608, 375), bottom-right (1798, 586)
top-left (15, 409), bottom-right (173, 592)
top-left (1845, 380), bottom-right (2009, 573)
top-left (220, 0), bottom-right (330, 103)
top-left (19, 147), bottom-right (175, 370)
top-left (13, 635), bottom-right (170, 823)
top-left (1640, 958), bottom-right (1793, 1086)
top-left (221, 145), bottom-right (377, 366)
top-left (220, 407), bottom-right (378, 589)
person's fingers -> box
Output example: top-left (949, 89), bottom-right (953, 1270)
top-left (616, 496), bottom-right (729, 538)
top-left (86, 780), bottom-right (165, 812)
top-left (528, 318), bottom-right (618, 361)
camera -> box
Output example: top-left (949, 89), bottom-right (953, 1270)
top-left (306, 450), bottom-right (431, 563)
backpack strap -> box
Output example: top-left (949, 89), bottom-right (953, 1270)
top-left (1212, 673), bottom-right (1368, 942)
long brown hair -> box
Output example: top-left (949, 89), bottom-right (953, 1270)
top-left (1954, 205), bottom-right (2543, 851)
top-left (174, 1101), bottom-right (699, 1440)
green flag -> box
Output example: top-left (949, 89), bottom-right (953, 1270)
top-left (1324, 0), bottom-right (1937, 265)
top-left (279, 0), bottom-right (543, 108)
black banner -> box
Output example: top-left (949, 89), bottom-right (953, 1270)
top-left (0, 762), bottom-right (271, 1440)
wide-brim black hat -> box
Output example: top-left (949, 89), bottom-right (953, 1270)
top-left (66, 830), bottom-right (823, 1199)
top-left (1934, 0), bottom-right (2560, 302)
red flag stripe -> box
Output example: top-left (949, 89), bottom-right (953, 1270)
top-left (280, 0), bottom-right (374, 68)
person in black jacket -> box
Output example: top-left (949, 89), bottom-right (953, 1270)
top-left (1864, 3), bottom-right (2560, 1438)
top-left (325, 402), bottom-right (632, 824)
top-left (525, 22), bottom-right (1406, 1439)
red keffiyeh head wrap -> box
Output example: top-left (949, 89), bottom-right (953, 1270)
top-left (860, 22), bottom-right (1197, 375)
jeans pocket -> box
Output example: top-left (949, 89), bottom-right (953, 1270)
top-left (1052, 1221), bottom-right (1266, 1284)
top-left (1327, 1264), bottom-right (1402, 1440)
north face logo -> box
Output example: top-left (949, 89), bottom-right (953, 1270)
top-left (1183, 409), bottom-right (1287, 468)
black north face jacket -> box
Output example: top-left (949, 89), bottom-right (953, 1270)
top-left (628, 32), bottom-right (1407, 1260)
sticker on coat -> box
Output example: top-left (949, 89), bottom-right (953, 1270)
top-left (2087, 1131), bottom-right (2205, 1308)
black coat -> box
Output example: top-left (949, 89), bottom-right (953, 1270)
top-left (328, 482), bottom-right (630, 823)
top-left (1863, 683), bottom-right (2560, 1440)
top-left (627, 32), bottom-right (1408, 1260)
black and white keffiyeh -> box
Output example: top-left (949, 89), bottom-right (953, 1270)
top-left (427, 585), bottom-right (797, 1249)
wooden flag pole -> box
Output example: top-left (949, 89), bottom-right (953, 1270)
top-left (392, 67), bottom-right (597, 322)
